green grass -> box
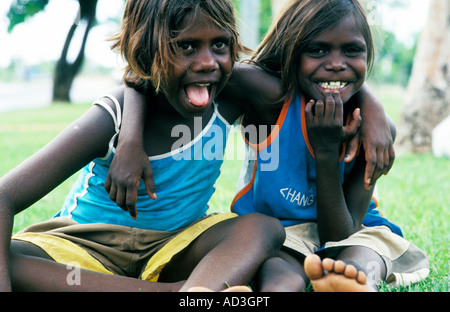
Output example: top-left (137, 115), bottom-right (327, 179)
top-left (375, 154), bottom-right (449, 292)
top-left (0, 103), bottom-right (91, 232)
top-left (0, 89), bottom-right (448, 292)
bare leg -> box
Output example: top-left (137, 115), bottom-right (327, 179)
top-left (159, 213), bottom-right (285, 292)
top-left (10, 240), bottom-right (182, 292)
top-left (187, 285), bottom-right (252, 292)
top-left (10, 214), bottom-right (284, 291)
top-left (257, 251), bottom-right (308, 292)
top-left (10, 214), bottom-right (284, 292)
top-left (335, 246), bottom-right (386, 291)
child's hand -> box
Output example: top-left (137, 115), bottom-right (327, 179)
top-left (105, 144), bottom-right (156, 219)
top-left (305, 92), bottom-right (361, 158)
top-left (344, 115), bottom-right (395, 191)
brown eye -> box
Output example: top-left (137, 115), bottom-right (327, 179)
top-left (178, 41), bottom-right (194, 53)
top-left (306, 47), bottom-right (327, 58)
top-left (213, 41), bottom-right (226, 49)
top-left (344, 47), bottom-right (366, 57)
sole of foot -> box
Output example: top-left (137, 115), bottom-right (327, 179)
top-left (304, 254), bottom-right (372, 292)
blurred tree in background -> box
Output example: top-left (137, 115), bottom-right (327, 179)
top-left (7, 0), bottom-right (99, 103)
top-left (396, 0), bottom-right (450, 153)
top-left (370, 29), bottom-right (417, 87)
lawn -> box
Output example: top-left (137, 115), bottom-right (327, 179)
top-left (0, 86), bottom-right (448, 292)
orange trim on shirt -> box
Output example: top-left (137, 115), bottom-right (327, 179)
top-left (370, 196), bottom-right (388, 218)
top-left (231, 97), bottom-right (292, 211)
top-left (372, 195), bottom-right (379, 209)
top-left (242, 97), bottom-right (292, 151)
top-left (300, 95), bottom-right (314, 157)
top-left (230, 153), bottom-right (258, 210)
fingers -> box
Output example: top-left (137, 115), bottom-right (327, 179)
top-left (104, 160), bottom-right (157, 219)
top-left (363, 148), bottom-right (384, 190)
top-left (315, 98), bottom-right (324, 122)
top-left (306, 91), bottom-right (339, 123)
top-left (324, 92), bottom-right (337, 121)
top-left (345, 109), bottom-right (363, 162)
top-left (345, 130), bottom-right (360, 163)
top-left (305, 99), bottom-right (315, 125)
top-left (331, 91), bottom-right (343, 124)
top-left (107, 182), bottom-right (138, 218)
top-left (363, 142), bottom-right (395, 190)
top-left (384, 144), bottom-right (395, 175)
top-left (104, 174), bottom-right (112, 193)
top-left (363, 153), bottom-right (376, 190)
top-left (125, 184), bottom-right (138, 220)
top-left (143, 162), bottom-right (157, 200)
top-left (343, 108), bottom-right (361, 141)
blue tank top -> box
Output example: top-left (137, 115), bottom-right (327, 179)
top-left (231, 93), bottom-right (402, 236)
top-left (55, 95), bottom-right (231, 231)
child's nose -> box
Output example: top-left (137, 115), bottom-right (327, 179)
top-left (192, 48), bottom-right (219, 72)
top-left (324, 52), bottom-right (347, 72)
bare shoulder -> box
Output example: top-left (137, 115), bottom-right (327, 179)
top-left (95, 87), bottom-right (125, 113)
top-left (218, 62), bottom-right (284, 125)
top-left (228, 62), bottom-right (283, 104)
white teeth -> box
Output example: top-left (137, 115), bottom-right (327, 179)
top-left (196, 83), bottom-right (211, 87)
top-left (318, 81), bottom-right (348, 89)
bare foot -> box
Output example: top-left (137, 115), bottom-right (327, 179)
top-left (187, 285), bottom-right (252, 292)
top-left (304, 254), bottom-right (372, 292)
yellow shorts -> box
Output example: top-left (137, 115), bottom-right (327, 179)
top-left (13, 213), bottom-right (237, 282)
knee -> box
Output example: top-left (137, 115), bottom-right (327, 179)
top-left (258, 257), bottom-right (307, 291)
top-left (237, 213), bottom-right (286, 250)
top-left (260, 256), bottom-right (286, 272)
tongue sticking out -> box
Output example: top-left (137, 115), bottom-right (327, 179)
top-left (186, 84), bottom-right (210, 107)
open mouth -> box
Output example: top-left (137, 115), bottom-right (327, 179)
top-left (185, 83), bottom-right (213, 108)
top-left (317, 81), bottom-right (349, 92)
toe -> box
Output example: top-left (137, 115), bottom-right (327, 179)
top-left (304, 254), bottom-right (324, 280)
top-left (356, 271), bottom-right (367, 285)
top-left (334, 260), bottom-right (346, 274)
top-left (322, 258), bottom-right (335, 272)
top-left (344, 264), bottom-right (358, 279)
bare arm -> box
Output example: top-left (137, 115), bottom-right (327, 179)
top-left (346, 84), bottom-right (395, 190)
top-left (305, 92), bottom-right (373, 245)
top-left (105, 86), bottom-right (155, 220)
top-left (0, 98), bottom-right (120, 291)
top-left (218, 62), bottom-right (284, 126)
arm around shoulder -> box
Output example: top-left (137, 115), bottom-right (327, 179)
top-left (219, 62), bottom-right (284, 125)
top-left (105, 86), bottom-right (156, 219)
top-left (352, 84), bottom-right (395, 189)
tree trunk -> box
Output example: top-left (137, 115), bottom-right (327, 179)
top-left (270, 0), bottom-right (289, 19)
top-left (239, 0), bottom-right (260, 50)
top-left (52, 0), bottom-right (98, 103)
top-left (395, 0), bottom-right (450, 154)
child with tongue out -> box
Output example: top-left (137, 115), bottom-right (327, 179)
top-left (109, 0), bottom-right (428, 292)
top-left (2, 0), bottom-right (286, 292)
top-left (186, 84), bottom-right (211, 108)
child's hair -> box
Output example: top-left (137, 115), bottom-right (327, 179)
top-left (111, 0), bottom-right (246, 93)
top-left (253, 0), bottom-right (374, 98)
